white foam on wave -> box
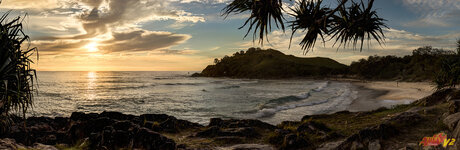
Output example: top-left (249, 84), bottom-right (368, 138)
top-left (255, 82), bottom-right (357, 118)
top-left (312, 81), bottom-right (329, 92)
top-left (294, 81), bottom-right (329, 99)
top-left (316, 83), bottom-right (358, 113)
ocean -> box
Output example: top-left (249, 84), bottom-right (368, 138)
top-left (30, 71), bottom-right (409, 125)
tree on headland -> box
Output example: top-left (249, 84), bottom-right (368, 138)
top-left (222, 0), bottom-right (387, 54)
top-left (0, 9), bottom-right (38, 133)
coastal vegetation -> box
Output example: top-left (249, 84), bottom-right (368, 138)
top-left (350, 46), bottom-right (458, 82)
top-left (0, 11), bottom-right (37, 133)
top-left (193, 47), bottom-right (348, 78)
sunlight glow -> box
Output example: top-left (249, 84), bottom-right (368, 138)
top-left (85, 42), bottom-right (99, 52)
top-left (86, 71), bottom-right (97, 100)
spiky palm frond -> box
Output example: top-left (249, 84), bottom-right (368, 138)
top-left (222, 0), bottom-right (285, 45)
top-left (288, 0), bottom-right (331, 54)
top-left (330, 0), bottom-right (387, 51)
top-left (0, 11), bottom-right (38, 132)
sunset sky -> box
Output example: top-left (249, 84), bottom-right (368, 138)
top-left (1, 0), bottom-right (459, 71)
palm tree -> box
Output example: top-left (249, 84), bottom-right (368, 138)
top-left (222, 0), bottom-right (387, 53)
top-left (0, 11), bottom-right (38, 133)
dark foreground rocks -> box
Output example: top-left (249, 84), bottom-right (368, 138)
top-left (2, 111), bottom-right (202, 150)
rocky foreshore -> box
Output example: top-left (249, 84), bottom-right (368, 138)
top-left (2, 88), bottom-right (460, 150)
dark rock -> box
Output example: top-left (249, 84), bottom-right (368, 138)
top-left (195, 126), bottom-right (221, 137)
top-left (159, 118), bottom-right (179, 133)
top-left (133, 128), bottom-right (176, 150)
top-left (207, 118), bottom-right (276, 130)
top-left (385, 112), bottom-right (423, 126)
top-left (209, 118), bottom-right (223, 127)
top-left (143, 121), bottom-right (162, 132)
top-left (214, 136), bottom-right (244, 144)
top-left (177, 144), bottom-right (187, 149)
top-left (414, 88), bottom-right (454, 106)
top-left (449, 100), bottom-right (460, 114)
top-left (6, 112), bottom-right (185, 149)
top-left (191, 73), bottom-right (202, 77)
top-left (443, 112), bottom-right (460, 130)
top-left (70, 112), bottom-right (87, 121)
top-left (140, 114), bottom-right (173, 123)
top-left (100, 111), bottom-right (135, 121)
top-left (282, 133), bottom-right (310, 149)
top-left (52, 117), bottom-right (69, 130)
top-left (336, 112), bottom-right (423, 149)
top-left (196, 126), bottom-right (259, 138)
top-left (453, 121), bottom-right (460, 138)
top-left (174, 119), bottom-right (203, 129)
top-left (113, 120), bottom-right (137, 131)
top-left (368, 139), bottom-right (381, 150)
top-left (221, 127), bottom-right (259, 137)
top-left (297, 121), bottom-right (331, 135)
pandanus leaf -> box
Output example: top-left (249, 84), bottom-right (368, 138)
top-left (0, 11), bottom-right (37, 129)
top-left (222, 0), bottom-right (285, 45)
top-left (330, 0), bottom-right (387, 51)
top-left (288, 0), bottom-right (332, 54)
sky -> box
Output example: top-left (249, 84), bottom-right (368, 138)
top-left (1, 0), bottom-right (459, 71)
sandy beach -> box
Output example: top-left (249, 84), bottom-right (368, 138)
top-left (357, 81), bottom-right (436, 100)
top-left (347, 81), bottom-right (436, 112)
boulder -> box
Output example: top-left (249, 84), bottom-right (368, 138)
top-left (452, 121), bottom-right (460, 138)
top-left (336, 112), bottom-right (422, 149)
top-left (195, 126), bottom-right (259, 138)
top-left (100, 111), bottom-right (135, 121)
top-left (297, 121), bottom-right (331, 136)
top-left (281, 133), bottom-right (310, 149)
top-left (385, 112), bottom-right (423, 127)
top-left (368, 140), bottom-right (381, 150)
top-left (448, 100), bottom-right (460, 114)
top-left (133, 128), bottom-right (176, 150)
top-left (207, 118), bottom-right (276, 130)
top-left (225, 144), bottom-right (276, 150)
top-left (443, 112), bottom-right (460, 130)
top-left (195, 126), bottom-right (221, 137)
top-left (414, 88), bottom-right (454, 106)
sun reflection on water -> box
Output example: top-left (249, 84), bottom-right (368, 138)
top-left (86, 71), bottom-right (97, 100)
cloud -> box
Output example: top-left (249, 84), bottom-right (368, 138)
top-left (20, 0), bottom-right (203, 56)
top-left (73, 0), bottom-right (183, 39)
top-left (99, 30), bottom-right (191, 52)
top-left (175, 0), bottom-right (231, 4)
top-left (0, 0), bottom-right (60, 9)
top-left (402, 0), bottom-right (460, 27)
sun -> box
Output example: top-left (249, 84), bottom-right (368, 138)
top-left (85, 42), bottom-right (99, 52)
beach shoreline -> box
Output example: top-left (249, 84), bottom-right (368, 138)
top-left (346, 80), bottom-right (435, 112)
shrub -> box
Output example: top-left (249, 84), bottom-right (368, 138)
top-left (435, 56), bottom-right (460, 90)
top-left (0, 12), bottom-right (38, 133)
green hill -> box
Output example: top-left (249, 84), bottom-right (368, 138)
top-left (193, 48), bottom-right (349, 78)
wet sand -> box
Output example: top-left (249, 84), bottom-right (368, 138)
top-left (347, 81), bottom-right (435, 112)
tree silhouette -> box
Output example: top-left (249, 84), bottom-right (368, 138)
top-left (0, 10), bottom-right (38, 133)
top-left (223, 0), bottom-right (387, 53)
